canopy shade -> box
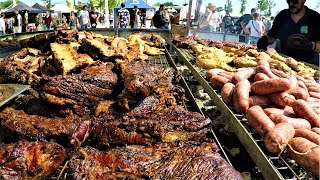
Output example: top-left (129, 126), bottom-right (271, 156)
top-left (115, 0), bottom-right (155, 9)
top-left (3, 2), bottom-right (41, 14)
top-left (32, 3), bottom-right (53, 13)
top-left (51, 4), bottom-right (76, 13)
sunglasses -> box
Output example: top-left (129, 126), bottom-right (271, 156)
top-left (287, 0), bottom-right (299, 4)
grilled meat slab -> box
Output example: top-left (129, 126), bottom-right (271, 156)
top-left (117, 61), bottom-right (185, 109)
top-left (0, 140), bottom-right (66, 180)
top-left (69, 142), bottom-right (242, 180)
top-left (0, 107), bottom-right (91, 146)
top-left (41, 63), bottom-right (117, 115)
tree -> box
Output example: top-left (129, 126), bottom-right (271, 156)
top-left (258, 0), bottom-right (269, 16)
top-left (267, 0), bottom-right (276, 17)
top-left (225, 0), bottom-right (233, 13)
top-left (216, 7), bottom-right (224, 12)
top-left (239, 0), bottom-right (247, 15)
top-left (154, 2), bottom-right (178, 6)
top-left (46, 0), bottom-right (52, 9)
top-left (0, 0), bottom-right (20, 10)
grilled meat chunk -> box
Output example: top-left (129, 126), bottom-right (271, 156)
top-left (0, 48), bottom-right (43, 85)
top-left (0, 140), bottom-right (66, 180)
top-left (0, 107), bottom-right (91, 146)
top-left (69, 142), bottom-right (242, 180)
top-left (117, 61), bottom-right (185, 109)
top-left (50, 43), bottom-right (94, 74)
top-left (41, 63), bottom-right (117, 115)
top-left (92, 105), bottom-right (211, 148)
top-left (81, 38), bottom-right (125, 61)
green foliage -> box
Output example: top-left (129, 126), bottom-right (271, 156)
top-left (154, 2), bottom-right (178, 7)
top-left (216, 7), bottom-right (223, 12)
top-left (46, 0), bottom-right (51, 9)
top-left (239, 0), bottom-right (247, 15)
top-left (225, 0), bottom-right (233, 13)
top-left (258, 0), bottom-right (268, 15)
top-left (267, 0), bottom-right (276, 17)
top-left (0, 0), bottom-right (20, 10)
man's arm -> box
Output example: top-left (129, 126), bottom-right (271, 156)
top-left (314, 41), bottom-right (320, 53)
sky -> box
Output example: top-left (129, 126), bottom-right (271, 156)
top-left (11, 0), bottom-right (320, 15)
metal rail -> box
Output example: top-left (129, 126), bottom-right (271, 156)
top-left (148, 49), bottom-right (233, 166)
top-left (167, 40), bottom-right (317, 180)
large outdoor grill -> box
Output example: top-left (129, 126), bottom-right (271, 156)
top-left (167, 40), bottom-right (319, 180)
top-left (0, 33), bottom-right (245, 179)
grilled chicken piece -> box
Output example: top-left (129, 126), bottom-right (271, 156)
top-left (0, 140), bottom-right (66, 180)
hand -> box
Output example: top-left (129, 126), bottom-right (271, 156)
top-left (257, 36), bottom-right (269, 51)
top-left (287, 34), bottom-right (315, 52)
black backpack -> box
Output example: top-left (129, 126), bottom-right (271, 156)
top-left (153, 10), bottom-right (163, 28)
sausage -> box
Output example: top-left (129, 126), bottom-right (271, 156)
top-left (206, 69), bottom-right (224, 79)
top-left (308, 86), bottom-right (320, 93)
top-left (307, 97), bottom-right (320, 103)
top-left (263, 107), bottom-right (295, 117)
top-left (308, 101), bottom-right (320, 109)
top-left (264, 122), bottom-right (295, 154)
top-left (246, 105), bottom-right (275, 137)
top-left (271, 68), bottom-right (290, 78)
top-left (232, 68), bottom-right (255, 84)
top-left (218, 72), bottom-right (233, 80)
top-left (233, 79), bottom-right (251, 113)
top-left (251, 78), bottom-right (291, 95)
top-left (256, 60), bottom-right (278, 79)
top-left (221, 83), bottom-right (235, 104)
top-left (288, 137), bottom-right (320, 174)
top-left (284, 106), bottom-right (295, 114)
top-left (298, 80), bottom-right (308, 91)
top-left (254, 73), bottom-right (270, 82)
top-left (269, 113), bottom-right (311, 129)
top-left (292, 100), bottom-right (320, 127)
top-left (309, 92), bottom-right (320, 99)
top-left (294, 129), bottom-right (320, 145)
top-left (311, 127), bottom-right (320, 135)
top-left (305, 82), bottom-right (320, 89)
top-left (293, 87), bottom-right (309, 100)
top-left (210, 75), bottom-right (230, 88)
top-left (286, 75), bottom-right (299, 94)
top-left (249, 95), bottom-right (271, 108)
top-left (268, 92), bottom-right (296, 107)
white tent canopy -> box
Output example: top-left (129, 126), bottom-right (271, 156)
top-left (51, 4), bottom-right (76, 13)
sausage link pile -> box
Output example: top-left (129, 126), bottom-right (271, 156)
top-left (207, 59), bottom-right (320, 175)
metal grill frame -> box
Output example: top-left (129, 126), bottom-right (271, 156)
top-left (167, 40), bottom-right (318, 180)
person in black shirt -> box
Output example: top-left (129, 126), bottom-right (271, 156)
top-left (258, 0), bottom-right (320, 66)
top-left (222, 11), bottom-right (233, 33)
top-left (90, 7), bottom-right (100, 28)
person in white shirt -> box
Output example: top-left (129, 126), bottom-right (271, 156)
top-left (0, 14), bottom-right (5, 35)
top-left (13, 9), bottom-right (22, 33)
top-left (245, 13), bottom-right (265, 44)
top-left (77, 5), bottom-right (91, 29)
top-left (205, 3), bottom-right (221, 32)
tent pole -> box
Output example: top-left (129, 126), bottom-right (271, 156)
top-left (186, 0), bottom-right (192, 36)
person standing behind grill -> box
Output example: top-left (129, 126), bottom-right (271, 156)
top-left (78, 5), bottom-right (91, 29)
top-left (240, 8), bottom-right (257, 43)
top-left (130, 5), bottom-right (140, 28)
top-left (205, 3), bottom-right (221, 32)
top-left (0, 14), bottom-right (5, 35)
top-left (44, 11), bottom-right (52, 31)
top-left (69, 11), bottom-right (77, 30)
top-left (221, 11), bottom-right (234, 33)
top-left (244, 13), bottom-right (265, 44)
top-left (13, 9), bottom-right (22, 33)
top-left (90, 7), bottom-right (100, 28)
top-left (117, 3), bottom-right (130, 28)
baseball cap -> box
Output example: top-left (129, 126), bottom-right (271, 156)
top-left (83, 5), bottom-right (89, 9)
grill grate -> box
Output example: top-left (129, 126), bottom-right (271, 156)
top-left (173, 47), bottom-right (318, 180)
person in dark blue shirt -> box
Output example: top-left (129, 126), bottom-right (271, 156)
top-left (258, 0), bottom-right (320, 66)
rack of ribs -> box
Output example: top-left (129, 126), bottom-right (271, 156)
top-left (68, 142), bottom-right (243, 179)
top-left (0, 107), bottom-right (91, 146)
top-left (117, 61), bottom-right (185, 109)
top-left (41, 62), bottom-right (118, 115)
top-left (0, 140), bottom-right (66, 180)
top-left (50, 43), bottom-right (94, 74)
